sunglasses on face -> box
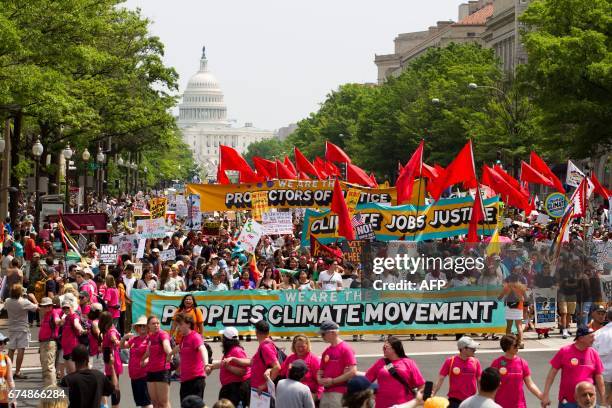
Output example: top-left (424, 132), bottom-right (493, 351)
top-left (0, 341), bottom-right (7, 346)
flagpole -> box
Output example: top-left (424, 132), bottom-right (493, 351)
top-left (412, 140), bottom-right (424, 243)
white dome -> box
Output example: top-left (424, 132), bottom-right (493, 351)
top-left (186, 61), bottom-right (220, 90)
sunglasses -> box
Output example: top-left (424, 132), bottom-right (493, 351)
top-left (0, 341), bottom-right (7, 345)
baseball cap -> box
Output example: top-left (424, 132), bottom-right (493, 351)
top-left (61, 300), bottom-right (72, 309)
top-left (575, 326), bottom-right (594, 340)
top-left (457, 336), bottom-right (479, 350)
top-left (0, 332), bottom-right (9, 342)
top-left (90, 303), bottom-right (103, 312)
top-left (319, 320), bottom-right (339, 333)
top-left (592, 304), bottom-right (606, 313)
top-left (219, 327), bottom-right (239, 340)
top-left (288, 359), bottom-right (308, 379)
top-left (347, 376), bottom-right (378, 394)
top-left (152, 248), bottom-right (160, 253)
top-left (133, 315), bottom-right (148, 326)
top-left (39, 297), bottom-right (53, 307)
top-left (180, 395), bottom-right (205, 408)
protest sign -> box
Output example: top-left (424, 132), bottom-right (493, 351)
top-left (136, 239), bottom-right (146, 259)
top-left (301, 196), bottom-right (500, 246)
top-left (544, 193), bottom-right (568, 218)
top-left (136, 217), bottom-right (166, 239)
top-left (590, 241), bottom-right (611, 273)
top-left (341, 240), bottom-right (366, 264)
top-left (159, 249), bottom-right (176, 262)
top-left (77, 234), bottom-right (88, 253)
top-left (346, 188), bottom-right (361, 215)
top-left (186, 179), bottom-right (424, 212)
top-left (202, 221), bottom-right (221, 236)
top-left (99, 244), bottom-right (118, 265)
top-left (251, 191), bottom-right (268, 222)
top-left (111, 234), bottom-right (139, 255)
top-left (566, 160), bottom-right (585, 187)
top-left (262, 212), bottom-right (293, 235)
top-left (237, 219), bottom-right (264, 253)
top-left (536, 213), bottom-right (551, 225)
top-left (132, 287), bottom-right (506, 335)
top-left (352, 214), bottom-right (375, 240)
top-left (149, 197), bottom-right (167, 219)
top-left (167, 193), bottom-right (177, 212)
top-left (186, 194), bottom-right (202, 230)
top-left (601, 275), bottom-right (612, 304)
top-left (532, 288), bottom-right (557, 329)
top-left (250, 389), bottom-right (272, 408)
top-left (175, 195), bottom-right (188, 218)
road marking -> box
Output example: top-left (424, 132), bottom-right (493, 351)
top-left (355, 347), bottom-right (557, 358)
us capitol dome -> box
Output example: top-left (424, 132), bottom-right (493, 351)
top-left (178, 46), bottom-right (274, 180)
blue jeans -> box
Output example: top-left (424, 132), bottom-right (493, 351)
top-left (580, 301), bottom-right (593, 326)
top-left (559, 402), bottom-right (578, 408)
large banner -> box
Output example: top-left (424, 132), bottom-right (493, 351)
top-left (301, 196), bottom-right (500, 245)
top-left (186, 179), bottom-right (424, 212)
top-left (131, 287), bottom-right (506, 336)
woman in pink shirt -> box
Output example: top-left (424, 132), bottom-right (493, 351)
top-left (103, 275), bottom-right (121, 328)
top-left (174, 312), bottom-right (208, 405)
top-left (206, 327), bottom-right (251, 407)
top-left (280, 335), bottom-right (323, 403)
top-left (87, 304), bottom-right (104, 372)
top-left (99, 311), bottom-right (122, 408)
top-left (142, 315), bottom-right (173, 408)
top-left (120, 315), bottom-right (152, 408)
top-left (365, 336), bottom-right (425, 408)
top-left (59, 300), bottom-right (85, 374)
top-left (490, 334), bottom-right (542, 408)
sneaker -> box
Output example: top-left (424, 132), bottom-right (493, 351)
top-left (544, 332), bottom-right (550, 339)
top-left (409, 334), bottom-right (415, 341)
top-left (426, 334), bottom-right (432, 340)
top-left (246, 335), bottom-right (252, 342)
top-left (538, 333), bottom-right (543, 339)
top-left (562, 329), bottom-right (569, 339)
top-left (432, 335), bottom-right (438, 341)
top-left (379, 335), bottom-right (385, 341)
top-left (352, 335), bottom-right (358, 342)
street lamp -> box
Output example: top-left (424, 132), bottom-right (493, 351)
top-left (82, 148), bottom-right (90, 211)
top-left (96, 147), bottom-right (105, 200)
top-left (431, 98), bottom-right (440, 105)
top-left (63, 144), bottom-right (74, 210)
top-left (32, 138), bottom-right (44, 231)
top-left (143, 166), bottom-right (148, 192)
top-left (117, 156), bottom-right (124, 166)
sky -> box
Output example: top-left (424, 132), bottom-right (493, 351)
top-left (123, 0), bottom-right (464, 131)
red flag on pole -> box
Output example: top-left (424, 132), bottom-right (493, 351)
top-left (520, 161), bottom-right (554, 187)
top-left (590, 174), bottom-right (610, 199)
top-left (325, 141), bottom-right (352, 163)
top-left (284, 156), bottom-right (297, 175)
top-left (294, 147), bottom-right (322, 179)
top-left (220, 145), bottom-right (255, 174)
top-left (396, 141), bottom-right (424, 204)
top-left (253, 157), bottom-right (277, 179)
top-left (217, 164), bottom-right (230, 184)
top-left (530, 152), bottom-right (565, 193)
top-left (429, 140), bottom-right (476, 200)
top-left (467, 186), bottom-right (484, 243)
top-left (347, 163), bottom-right (376, 187)
top-left (275, 159), bottom-right (296, 179)
top-left (369, 173), bottom-right (378, 188)
top-left (313, 157), bottom-right (329, 179)
top-left (482, 165), bottom-right (530, 212)
top-left (330, 178), bottom-right (355, 240)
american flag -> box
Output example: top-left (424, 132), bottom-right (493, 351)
top-left (351, 214), bottom-right (365, 229)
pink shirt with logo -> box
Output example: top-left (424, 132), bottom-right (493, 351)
top-left (550, 344), bottom-right (604, 403)
top-left (88, 319), bottom-right (99, 356)
top-left (80, 281), bottom-right (96, 301)
top-left (127, 335), bottom-right (149, 379)
top-left (104, 288), bottom-right (120, 318)
top-left (39, 309), bottom-right (61, 342)
top-left (102, 327), bottom-right (123, 376)
top-left (439, 355), bottom-right (482, 401)
top-left (147, 330), bottom-right (171, 372)
top-left (251, 339), bottom-right (278, 388)
top-left (220, 346), bottom-right (251, 386)
top-left (179, 330), bottom-right (206, 382)
top-left (79, 304), bottom-right (91, 317)
top-left (491, 355), bottom-right (530, 408)
top-left (320, 340), bottom-right (357, 394)
top-left (280, 352), bottom-right (323, 396)
top-left (61, 312), bottom-right (80, 355)
top-left (366, 357), bottom-right (425, 407)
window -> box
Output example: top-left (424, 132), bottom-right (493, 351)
top-left (467, 32), bottom-right (476, 37)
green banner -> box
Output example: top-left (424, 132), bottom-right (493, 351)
top-left (131, 287), bottom-right (506, 336)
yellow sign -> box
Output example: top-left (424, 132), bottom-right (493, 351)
top-left (149, 198), bottom-right (167, 219)
top-left (346, 188), bottom-right (361, 216)
top-left (251, 191), bottom-right (268, 222)
top-left (186, 179), bottom-right (423, 212)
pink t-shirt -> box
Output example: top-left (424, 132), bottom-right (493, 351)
top-left (439, 355), bottom-right (482, 401)
top-left (80, 281), bottom-right (96, 301)
top-left (39, 309), bottom-right (61, 342)
top-left (104, 288), bottom-right (120, 318)
top-left (61, 312), bottom-right (80, 355)
top-left (220, 346), bottom-right (251, 386)
top-left (127, 336), bottom-right (149, 379)
top-left (80, 304), bottom-right (91, 317)
top-left (550, 344), bottom-right (604, 403)
top-left (147, 330), bottom-right (171, 372)
top-left (491, 356), bottom-right (530, 408)
top-left (320, 341), bottom-right (357, 394)
top-left (102, 327), bottom-right (123, 376)
top-left (179, 330), bottom-right (206, 382)
top-left (251, 339), bottom-right (279, 388)
top-left (280, 353), bottom-right (323, 396)
top-left (88, 319), bottom-right (99, 356)
top-left (366, 357), bottom-right (425, 408)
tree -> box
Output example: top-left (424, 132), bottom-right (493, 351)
top-left (520, 0), bottom-right (612, 159)
top-left (244, 138), bottom-right (289, 165)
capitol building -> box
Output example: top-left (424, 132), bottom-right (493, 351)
top-left (178, 47), bottom-right (274, 180)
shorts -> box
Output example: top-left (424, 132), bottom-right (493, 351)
top-left (105, 375), bottom-right (121, 405)
top-left (219, 381), bottom-right (251, 407)
top-left (559, 301), bottom-right (577, 314)
top-left (320, 392), bottom-right (343, 408)
top-left (90, 353), bottom-right (104, 372)
top-left (180, 376), bottom-right (206, 403)
top-left (131, 378), bottom-right (151, 407)
top-left (147, 370), bottom-right (171, 383)
top-left (504, 307), bottom-right (524, 321)
top-left (606, 381), bottom-right (612, 396)
top-left (7, 331), bottom-right (29, 350)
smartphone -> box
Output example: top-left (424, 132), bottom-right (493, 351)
top-left (423, 381), bottom-right (433, 401)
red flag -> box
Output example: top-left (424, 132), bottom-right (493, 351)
top-left (253, 157), bottom-right (276, 179)
top-left (493, 164), bottom-right (521, 190)
top-left (347, 163), bottom-right (376, 187)
top-left (310, 235), bottom-right (343, 259)
top-left (421, 162), bottom-right (439, 179)
top-left (467, 186), bottom-right (485, 243)
top-left (249, 255), bottom-right (261, 282)
top-left (275, 159), bottom-right (296, 179)
top-left (298, 171), bottom-right (311, 180)
top-left (398, 161), bottom-right (403, 174)
top-left (239, 170), bottom-right (264, 183)
top-left (429, 140), bottom-right (476, 200)
top-left (313, 157), bottom-right (329, 179)
top-left (396, 141), bottom-right (424, 204)
top-left (294, 148), bottom-right (322, 179)
top-left (530, 152), bottom-right (565, 193)
top-left (330, 178), bottom-right (355, 240)
top-left (482, 165), bottom-right (530, 212)
top-left (369, 173), bottom-right (378, 188)
top-left (590, 174), bottom-right (610, 198)
top-left (325, 141), bottom-right (352, 163)
top-left (520, 161), bottom-right (554, 187)
top-left (220, 145), bottom-right (255, 174)
top-left (325, 160), bottom-right (341, 177)
top-left (284, 156), bottom-right (297, 174)
top-left (217, 164), bottom-right (230, 184)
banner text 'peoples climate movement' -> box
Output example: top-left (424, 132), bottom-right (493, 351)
top-left (132, 287), bottom-right (506, 335)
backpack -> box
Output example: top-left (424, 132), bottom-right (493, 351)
top-left (34, 278), bottom-right (50, 302)
top-left (383, 358), bottom-right (415, 396)
top-left (259, 340), bottom-right (287, 384)
top-left (72, 311), bottom-right (91, 350)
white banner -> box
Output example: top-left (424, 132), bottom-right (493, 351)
top-left (262, 212), bottom-right (293, 235)
top-left (99, 244), bottom-right (118, 265)
top-left (187, 194), bottom-right (202, 231)
top-left (566, 160), bottom-right (585, 188)
top-left (159, 249), bottom-right (176, 262)
top-left (237, 219), bottom-right (264, 253)
top-left (532, 287), bottom-right (557, 329)
top-left (175, 195), bottom-right (188, 218)
top-left (136, 218), bottom-right (167, 239)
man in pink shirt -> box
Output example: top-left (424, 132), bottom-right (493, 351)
top-left (174, 313), bottom-right (208, 405)
top-left (541, 327), bottom-right (606, 407)
top-left (317, 320), bottom-right (357, 408)
top-left (433, 336), bottom-right (482, 408)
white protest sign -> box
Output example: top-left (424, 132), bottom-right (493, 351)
top-left (136, 239), bottom-right (146, 259)
top-left (566, 160), bottom-right (585, 188)
top-left (159, 249), bottom-right (176, 262)
top-left (249, 388), bottom-right (271, 408)
top-left (187, 194), bottom-right (202, 231)
top-left (536, 213), bottom-right (551, 225)
top-left (136, 217), bottom-right (166, 239)
top-left (77, 234), bottom-right (88, 252)
top-left (532, 288), bottom-right (557, 329)
top-left (237, 219), bottom-right (264, 253)
top-left (262, 212), bottom-right (293, 235)
top-left (175, 195), bottom-right (188, 218)
top-left (600, 275), bottom-right (612, 304)
top-left (112, 234), bottom-right (140, 255)
top-left (99, 244), bottom-right (118, 265)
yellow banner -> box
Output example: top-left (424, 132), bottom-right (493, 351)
top-left (301, 196), bottom-right (500, 244)
top-left (149, 198), bottom-right (167, 219)
top-left (186, 179), bottom-right (424, 212)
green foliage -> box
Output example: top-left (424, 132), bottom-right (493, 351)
top-left (520, 0), bottom-right (612, 158)
top-left (244, 138), bottom-right (290, 165)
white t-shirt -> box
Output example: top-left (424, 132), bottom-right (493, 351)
top-left (123, 276), bottom-right (136, 298)
top-left (459, 395), bottom-right (502, 408)
top-left (317, 270), bottom-right (342, 291)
